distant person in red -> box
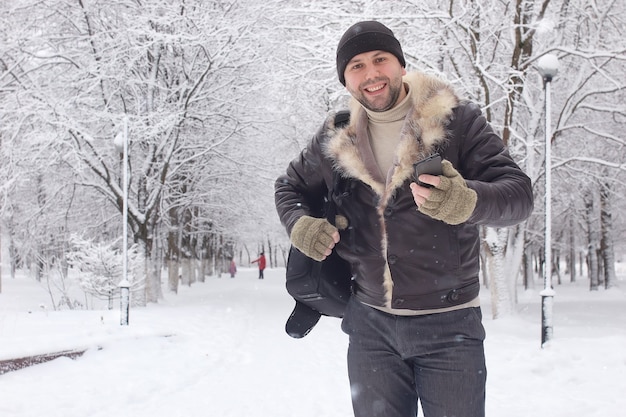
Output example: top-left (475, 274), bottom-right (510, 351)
top-left (229, 258), bottom-right (237, 278)
top-left (251, 252), bottom-right (266, 279)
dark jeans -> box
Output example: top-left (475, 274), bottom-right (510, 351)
top-left (341, 297), bottom-right (486, 417)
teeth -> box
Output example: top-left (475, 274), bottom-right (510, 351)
top-left (366, 84), bottom-right (384, 92)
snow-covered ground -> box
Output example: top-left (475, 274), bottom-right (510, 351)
top-left (1, 265), bottom-right (625, 417)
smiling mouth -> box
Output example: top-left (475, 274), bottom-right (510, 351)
top-left (365, 83), bottom-right (385, 93)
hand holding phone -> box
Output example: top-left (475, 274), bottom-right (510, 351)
top-left (413, 153), bottom-right (443, 188)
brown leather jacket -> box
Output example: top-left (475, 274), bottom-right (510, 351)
top-left (275, 72), bottom-right (533, 311)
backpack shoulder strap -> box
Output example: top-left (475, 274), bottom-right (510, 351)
top-left (324, 110), bottom-right (351, 224)
top-left (334, 110), bottom-right (350, 128)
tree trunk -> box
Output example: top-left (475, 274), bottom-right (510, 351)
top-left (151, 224), bottom-right (164, 300)
top-left (143, 242), bottom-right (160, 304)
top-left (202, 257), bottom-right (210, 279)
top-left (535, 251), bottom-right (541, 284)
top-left (196, 258), bottom-right (205, 283)
top-left (523, 244), bottom-right (534, 290)
top-left (553, 248), bottom-right (561, 286)
top-left (167, 259), bottom-right (179, 293)
top-left (483, 227), bottom-right (513, 319)
top-left (586, 195), bottom-right (599, 291)
top-left (131, 240), bottom-right (148, 306)
top-left (568, 214), bottom-right (576, 283)
top-left (166, 225), bottom-right (179, 293)
top-left (180, 258), bottom-right (192, 287)
top-left (599, 183), bottom-right (616, 289)
top-left (579, 252), bottom-right (584, 279)
top-left (588, 250), bottom-right (599, 291)
top-left (480, 248), bottom-right (489, 289)
top-left (266, 236), bottom-right (273, 268)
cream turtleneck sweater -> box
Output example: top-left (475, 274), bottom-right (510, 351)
top-left (364, 83), bottom-right (413, 180)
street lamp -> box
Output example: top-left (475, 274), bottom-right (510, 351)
top-left (114, 117), bottom-right (130, 326)
top-left (537, 54), bottom-right (559, 347)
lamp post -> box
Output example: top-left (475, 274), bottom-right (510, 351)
top-left (114, 118), bottom-right (130, 326)
top-left (537, 54), bottom-right (559, 347)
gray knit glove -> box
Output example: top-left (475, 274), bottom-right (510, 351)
top-left (290, 216), bottom-right (338, 261)
top-left (418, 160), bottom-right (477, 225)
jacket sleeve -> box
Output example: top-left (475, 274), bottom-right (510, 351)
top-left (274, 120), bottom-right (330, 236)
top-left (453, 103), bottom-right (534, 227)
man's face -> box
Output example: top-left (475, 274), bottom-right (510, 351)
top-left (343, 50), bottom-right (407, 112)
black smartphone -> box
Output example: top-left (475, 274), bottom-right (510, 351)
top-left (413, 153), bottom-right (442, 188)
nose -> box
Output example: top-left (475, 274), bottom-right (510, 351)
top-left (364, 65), bottom-right (380, 81)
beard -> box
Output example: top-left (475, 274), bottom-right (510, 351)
top-left (351, 75), bottom-right (404, 112)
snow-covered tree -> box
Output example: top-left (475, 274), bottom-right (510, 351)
top-left (66, 236), bottom-right (143, 308)
top-left (1, 0), bottom-right (624, 313)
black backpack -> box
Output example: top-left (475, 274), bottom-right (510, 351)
top-left (284, 111), bottom-right (353, 338)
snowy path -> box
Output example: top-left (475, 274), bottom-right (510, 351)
top-left (0, 269), bottom-right (353, 417)
top-left (1, 267), bottom-right (625, 417)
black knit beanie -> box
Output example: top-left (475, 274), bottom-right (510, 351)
top-left (336, 21), bottom-right (406, 86)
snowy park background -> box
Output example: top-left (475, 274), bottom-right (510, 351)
top-left (1, 2), bottom-right (625, 416)
top-left (1, 261), bottom-right (625, 417)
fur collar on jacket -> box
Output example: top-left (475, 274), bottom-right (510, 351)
top-left (324, 71), bottom-right (459, 197)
